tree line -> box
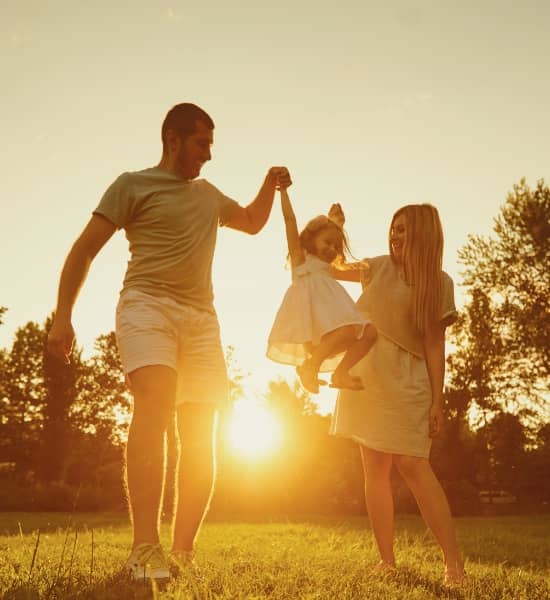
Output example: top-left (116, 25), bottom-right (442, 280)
top-left (0, 179), bottom-right (548, 515)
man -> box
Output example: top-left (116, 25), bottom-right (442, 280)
top-left (47, 103), bottom-right (291, 581)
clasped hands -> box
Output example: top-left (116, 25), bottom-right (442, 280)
top-left (267, 167), bottom-right (292, 190)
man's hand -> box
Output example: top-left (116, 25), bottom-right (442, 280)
top-left (429, 402), bottom-right (445, 438)
top-left (47, 319), bottom-right (75, 365)
top-left (328, 203), bottom-right (345, 227)
top-left (266, 167), bottom-right (292, 190)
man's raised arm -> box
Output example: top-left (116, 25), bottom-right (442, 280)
top-left (224, 167), bottom-right (292, 234)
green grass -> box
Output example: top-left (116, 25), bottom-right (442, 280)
top-left (1, 513), bottom-right (548, 599)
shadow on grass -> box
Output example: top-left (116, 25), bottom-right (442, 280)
top-left (3, 572), bottom-right (160, 600)
top-left (387, 565), bottom-right (467, 599)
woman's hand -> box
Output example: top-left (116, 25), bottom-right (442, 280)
top-left (328, 203), bottom-right (345, 227)
top-left (429, 402), bottom-right (445, 437)
top-left (423, 322), bottom-right (447, 438)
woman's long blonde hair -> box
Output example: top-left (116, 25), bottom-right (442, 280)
top-left (390, 204), bottom-right (444, 334)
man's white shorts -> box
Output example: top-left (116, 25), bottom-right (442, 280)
top-left (115, 289), bottom-right (228, 406)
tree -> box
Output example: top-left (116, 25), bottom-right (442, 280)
top-left (446, 288), bottom-right (507, 419)
top-left (0, 321), bottom-right (46, 473)
top-left (0, 319), bottom-right (130, 486)
top-left (474, 412), bottom-right (528, 495)
top-left (523, 424), bottom-right (550, 502)
top-left (39, 314), bottom-right (84, 482)
top-left (448, 179), bottom-right (549, 428)
top-left (64, 332), bottom-right (130, 494)
top-left (75, 332), bottom-right (131, 441)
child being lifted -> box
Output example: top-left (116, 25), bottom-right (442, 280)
top-left (267, 185), bottom-right (377, 394)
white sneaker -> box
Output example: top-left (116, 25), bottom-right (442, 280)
top-left (125, 543), bottom-right (170, 582)
top-left (169, 550), bottom-right (197, 578)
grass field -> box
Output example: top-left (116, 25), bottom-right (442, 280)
top-left (0, 512), bottom-right (548, 599)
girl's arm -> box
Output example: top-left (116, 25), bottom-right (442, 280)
top-left (327, 202), bottom-right (365, 281)
top-left (423, 321), bottom-right (447, 437)
top-left (224, 167), bottom-right (292, 234)
top-left (329, 261), bottom-right (365, 282)
top-left (280, 188), bottom-right (305, 267)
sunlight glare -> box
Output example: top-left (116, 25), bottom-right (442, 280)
top-left (228, 399), bottom-right (282, 459)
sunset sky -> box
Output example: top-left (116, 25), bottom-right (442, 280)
top-left (2, 1), bottom-right (549, 412)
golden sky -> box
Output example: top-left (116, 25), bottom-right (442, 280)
top-left (2, 1), bottom-right (549, 410)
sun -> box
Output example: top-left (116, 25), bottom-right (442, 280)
top-left (227, 398), bottom-right (283, 459)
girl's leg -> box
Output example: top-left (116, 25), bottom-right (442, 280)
top-left (298, 325), bottom-right (358, 393)
top-left (332, 325), bottom-right (377, 389)
top-left (360, 446), bottom-right (396, 567)
top-left (393, 454), bottom-right (463, 579)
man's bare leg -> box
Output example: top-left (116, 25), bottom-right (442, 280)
top-left (126, 365), bottom-right (176, 548)
top-left (171, 403), bottom-right (217, 553)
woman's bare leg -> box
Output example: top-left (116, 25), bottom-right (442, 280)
top-left (394, 454), bottom-right (463, 578)
top-left (360, 446), bottom-right (396, 566)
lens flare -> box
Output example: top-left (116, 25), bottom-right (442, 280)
top-left (227, 399), bottom-right (282, 459)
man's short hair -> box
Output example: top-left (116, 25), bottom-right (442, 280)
top-left (161, 103), bottom-right (214, 150)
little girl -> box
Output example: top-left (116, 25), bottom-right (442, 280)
top-left (267, 187), bottom-right (377, 394)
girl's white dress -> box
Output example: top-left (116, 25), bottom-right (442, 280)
top-left (267, 254), bottom-right (368, 372)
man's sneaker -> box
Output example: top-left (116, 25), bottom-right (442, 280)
top-left (125, 543), bottom-right (171, 582)
top-left (169, 550), bottom-right (198, 578)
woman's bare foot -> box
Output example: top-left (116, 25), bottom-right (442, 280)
top-left (443, 566), bottom-right (466, 587)
top-left (371, 560), bottom-right (396, 576)
top-left (296, 362), bottom-right (326, 394)
top-left (330, 371), bottom-right (364, 390)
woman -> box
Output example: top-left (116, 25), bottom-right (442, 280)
top-left (329, 203), bottom-right (464, 585)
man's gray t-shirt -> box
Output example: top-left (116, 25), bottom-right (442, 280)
top-left (94, 167), bottom-right (239, 313)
